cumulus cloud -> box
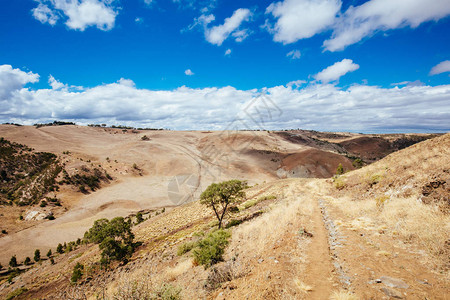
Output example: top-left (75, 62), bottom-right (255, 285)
top-left (1, 65), bottom-right (449, 132)
top-left (315, 59), bottom-right (359, 83)
top-left (265, 0), bottom-right (341, 44)
top-left (185, 69), bottom-right (194, 76)
top-left (199, 8), bottom-right (252, 45)
top-left (48, 75), bottom-right (67, 90)
top-left (225, 49), bottom-right (232, 56)
top-left (286, 49), bottom-right (301, 60)
top-left (430, 60), bottom-right (450, 75)
top-left (324, 0), bottom-right (450, 51)
top-left (0, 65), bottom-right (39, 100)
top-left (32, 3), bottom-right (60, 25)
top-left (32, 0), bottom-right (119, 31)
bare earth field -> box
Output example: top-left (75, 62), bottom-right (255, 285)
top-left (0, 125), bottom-right (447, 299)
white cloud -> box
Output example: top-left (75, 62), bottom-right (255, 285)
top-left (185, 69), bottom-right (194, 76)
top-left (48, 75), bottom-right (67, 90)
top-left (430, 60), bottom-right (450, 75)
top-left (32, 3), bottom-right (59, 25)
top-left (144, 0), bottom-right (153, 5)
top-left (32, 0), bottom-right (119, 31)
top-left (135, 17), bottom-right (144, 24)
top-left (324, 0), bottom-right (450, 51)
top-left (1, 65), bottom-right (449, 132)
top-left (203, 8), bottom-right (252, 45)
top-left (0, 65), bottom-right (39, 100)
top-left (225, 49), bottom-right (232, 56)
top-left (286, 49), bottom-right (301, 60)
top-left (265, 0), bottom-right (341, 44)
top-left (315, 59), bottom-right (359, 83)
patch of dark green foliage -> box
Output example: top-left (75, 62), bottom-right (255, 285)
top-left (178, 229), bottom-right (231, 269)
top-left (84, 217), bottom-right (138, 266)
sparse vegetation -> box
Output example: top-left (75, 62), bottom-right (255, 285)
top-left (5, 287), bottom-right (28, 300)
top-left (135, 212), bottom-right (144, 224)
top-left (200, 180), bottom-right (248, 229)
top-left (34, 249), bottom-right (41, 262)
top-left (84, 217), bottom-right (136, 265)
top-left (9, 255), bottom-right (17, 267)
top-left (336, 163), bottom-right (344, 175)
top-left (177, 241), bottom-right (197, 256)
top-left (333, 176), bottom-right (346, 190)
top-left (375, 195), bottom-right (389, 209)
top-left (0, 137), bottom-right (62, 205)
top-left (71, 262), bottom-right (84, 283)
top-left (192, 229), bottom-right (231, 268)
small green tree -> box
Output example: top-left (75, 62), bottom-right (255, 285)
top-left (200, 180), bottom-right (247, 229)
top-left (9, 255), bottom-right (17, 267)
top-left (34, 249), bottom-right (41, 262)
top-left (71, 263), bottom-right (84, 283)
top-left (192, 229), bottom-right (231, 268)
top-left (135, 212), bottom-right (144, 224)
top-left (84, 217), bottom-right (135, 265)
top-left (47, 249), bottom-right (52, 258)
top-left (24, 257), bottom-right (31, 265)
top-left (336, 163), bottom-right (344, 175)
top-left (56, 243), bottom-right (63, 254)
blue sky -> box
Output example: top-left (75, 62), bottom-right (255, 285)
top-left (0, 0), bottom-right (449, 132)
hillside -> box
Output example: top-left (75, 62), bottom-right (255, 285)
top-left (0, 127), bottom-right (447, 299)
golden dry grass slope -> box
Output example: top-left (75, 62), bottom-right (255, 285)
top-left (0, 130), bottom-right (447, 299)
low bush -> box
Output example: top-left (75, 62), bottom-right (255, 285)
top-left (375, 195), bottom-right (390, 209)
top-left (333, 176), bottom-right (346, 190)
top-left (6, 287), bottom-right (28, 300)
top-left (177, 241), bottom-right (197, 256)
top-left (71, 262), bottom-right (84, 283)
top-left (192, 229), bottom-right (231, 268)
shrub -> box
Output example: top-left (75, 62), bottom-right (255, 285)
top-left (192, 229), bottom-right (231, 268)
top-left (24, 257), bottom-right (31, 265)
top-left (56, 243), bottom-right (63, 254)
top-left (50, 257), bottom-right (55, 264)
top-left (71, 262), bottom-right (84, 283)
top-left (333, 176), bottom-right (346, 190)
top-left (135, 212), bottom-right (144, 224)
top-left (34, 249), bottom-right (41, 262)
top-left (155, 283), bottom-right (182, 300)
top-left (177, 241), bottom-right (197, 256)
top-left (6, 287), bottom-right (28, 300)
top-left (225, 219), bottom-right (242, 228)
top-left (47, 249), bottom-right (52, 258)
top-left (352, 158), bottom-right (364, 168)
top-left (205, 264), bottom-right (234, 291)
top-left (84, 217), bottom-right (135, 265)
top-left (336, 163), bottom-right (344, 175)
top-left (141, 135), bottom-right (150, 141)
top-left (366, 173), bottom-right (382, 187)
top-left (40, 200), bottom-right (47, 207)
top-left (375, 195), bottom-right (390, 209)
top-left (1, 229), bottom-right (7, 234)
top-left (9, 255), bottom-right (17, 267)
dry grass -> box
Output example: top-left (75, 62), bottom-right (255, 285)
top-left (294, 279), bottom-right (313, 293)
top-left (330, 290), bottom-right (358, 300)
top-left (166, 259), bottom-right (193, 281)
top-left (231, 190), bottom-right (314, 258)
top-left (327, 134), bottom-right (450, 273)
